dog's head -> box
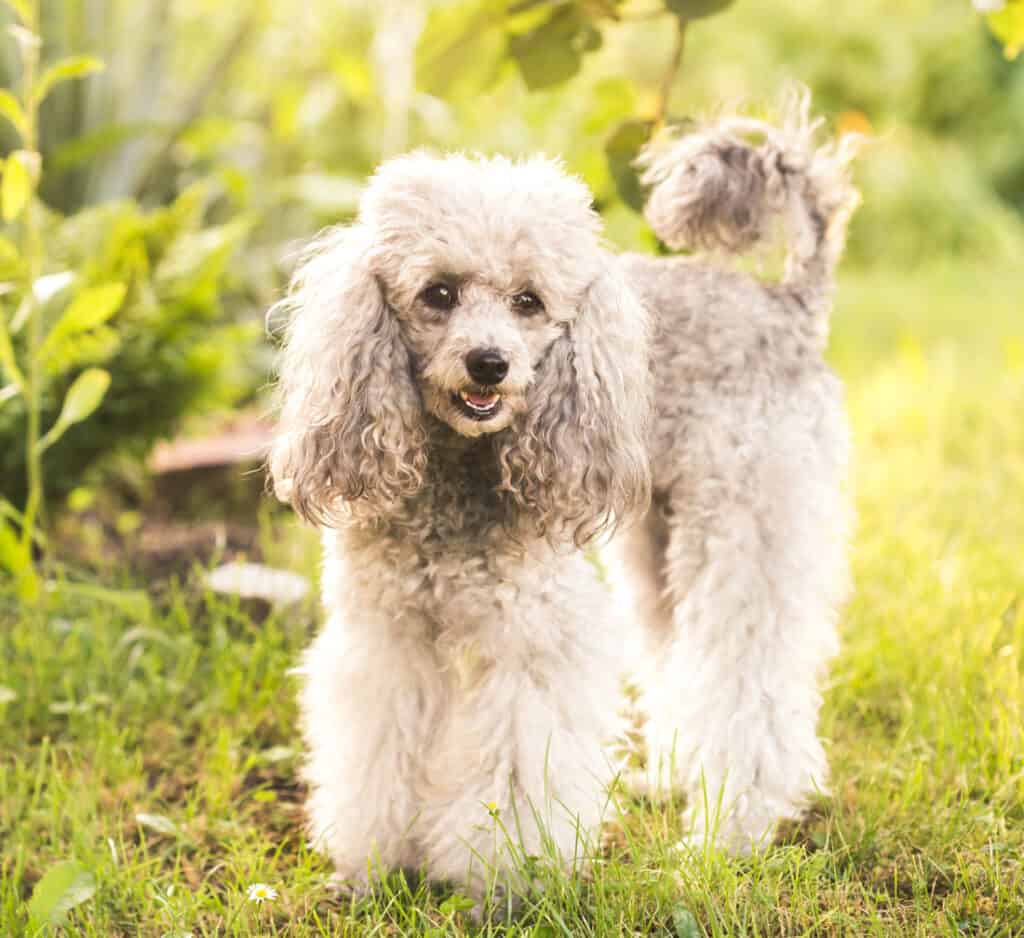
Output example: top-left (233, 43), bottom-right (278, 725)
top-left (270, 152), bottom-right (650, 544)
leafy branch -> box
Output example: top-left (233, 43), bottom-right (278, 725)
top-left (0, 0), bottom-right (123, 599)
top-left (412, 0), bottom-right (735, 214)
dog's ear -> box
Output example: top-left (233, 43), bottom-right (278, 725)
top-left (269, 225), bottom-right (426, 525)
top-left (498, 259), bottom-right (651, 546)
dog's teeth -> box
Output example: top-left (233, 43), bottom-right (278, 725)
top-left (458, 389), bottom-right (501, 412)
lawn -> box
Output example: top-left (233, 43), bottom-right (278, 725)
top-left (1, 260), bottom-right (1022, 936)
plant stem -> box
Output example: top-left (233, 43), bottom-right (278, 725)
top-left (19, 0), bottom-right (43, 579)
top-left (654, 17), bottom-right (687, 128)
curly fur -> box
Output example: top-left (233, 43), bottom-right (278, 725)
top-left (496, 270), bottom-right (651, 546)
top-left (608, 89), bottom-right (859, 853)
top-left (270, 226), bottom-right (427, 525)
top-left (269, 151), bottom-right (650, 900)
top-left (638, 86), bottom-right (860, 330)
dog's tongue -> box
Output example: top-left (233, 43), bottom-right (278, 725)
top-left (465, 391), bottom-right (498, 407)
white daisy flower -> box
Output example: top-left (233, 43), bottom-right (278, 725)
top-left (972, 0), bottom-right (1006, 12)
top-left (246, 882), bottom-right (278, 904)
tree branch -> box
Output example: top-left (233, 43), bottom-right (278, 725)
top-left (654, 17), bottom-right (687, 128)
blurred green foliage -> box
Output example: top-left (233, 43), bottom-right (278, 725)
top-left (0, 185), bottom-right (260, 505)
top-left (10, 0), bottom-right (1021, 265)
top-left (1, 0), bottom-right (1022, 519)
top-left (401, 0), bottom-right (1024, 264)
top-left (984, 0), bottom-right (1024, 59)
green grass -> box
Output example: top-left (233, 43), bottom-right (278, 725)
top-left (2, 260), bottom-right (1023, 936)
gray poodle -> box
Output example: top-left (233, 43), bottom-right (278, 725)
top-left (268, 91), bottom-right (859, 899)
top-left (269, 154), bottom-right (651, 899)
top-left (610, 90), bottom-right (860, 852)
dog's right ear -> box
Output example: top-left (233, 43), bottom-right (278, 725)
top-left (268, 225), bottom-right (426, 525)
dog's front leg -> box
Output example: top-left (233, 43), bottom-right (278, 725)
top-left (416, 638), bottom-right (614, 906)
top-left (300, 615), bottom-right (440, 893)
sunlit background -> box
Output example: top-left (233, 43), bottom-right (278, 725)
top-left (1, 0), bottom-right (1022, 532)
top-left (2, 2), bottom-right (1023, 934)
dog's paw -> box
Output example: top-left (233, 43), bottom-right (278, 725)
top-left (327, 869), bottom-right (375, 900)
top-left (620, 761), bottom-right (686, 805)
top-left (682, 801), bottom-right (780, 857)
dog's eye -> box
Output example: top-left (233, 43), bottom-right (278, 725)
top-left (420, 282), bottom-right (458, 311)
top-left (511, 291), bottom-right (543, 316)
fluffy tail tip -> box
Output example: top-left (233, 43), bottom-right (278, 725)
top-left (637, 87), bottom-right (862, 266)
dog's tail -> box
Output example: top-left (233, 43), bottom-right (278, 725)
top-left (637, 87), bottom-right (861, 315)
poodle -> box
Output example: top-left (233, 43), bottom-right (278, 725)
top-left (268, 153), bottom-right (651, 900)
top-left (609, 90), bottom-right (861, 853)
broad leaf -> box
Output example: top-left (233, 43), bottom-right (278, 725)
top-left (1, 150), bottom-right (34, 222)
top-left (37, 367), bottom-right (111, 453)
top-left (508, 5), bottom-right (602, 90)
top-left (33, 56), bottom-right (105, 106)
top-left (605, 119), bottom-right (653, 212)
top-left (988, 1), bottom-right (1024, 59)
top-left (415, 0), bottom-right (506, 98)
top-left (55, 367), bottom-right (111, 427)
top-left (0, 89), bottom-right (28, 139)
top-left (27, 860), bottom-right (97, 929)
top-left (0, 517), bottom-right (28, 575)
top-left (39, 282), bottom-right (126, 362)
top-left (0, 499), bottom-right (41, 598)
top-left (671, 906), bottom-right (702, 938)
top-left (439, 893), bottom-right (477, 916)
top-left (666, 0), bottom-right (735, 21)
top-left (41, 325), bottom-right (120, 380)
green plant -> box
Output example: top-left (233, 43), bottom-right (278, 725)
top-left (0, 1), bottom-right (261, 598)
top-left (0, 184), bottom-right (261, 497)
top-left (0, 0), bottom-right (110, 599)
top-left (3, 263), bottom-right (1024, 934)
top-left (406, 0), bottom-right (1024, 262)
top-left (414, 0), bottom-right (738, 212)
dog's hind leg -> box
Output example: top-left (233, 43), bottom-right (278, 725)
top-left (646, 395), bottom-right (849, 853)
top-left (604, 502), bottom-right (682, 793)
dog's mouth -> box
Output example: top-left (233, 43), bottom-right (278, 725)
top-left (452, 388), bottom-right (503, 421)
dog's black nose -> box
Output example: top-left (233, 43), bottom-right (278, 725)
top-left (465, 348), bottom-right (509, 385)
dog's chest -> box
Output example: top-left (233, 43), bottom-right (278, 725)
top-left (340, 517), bottom-right (527, 628)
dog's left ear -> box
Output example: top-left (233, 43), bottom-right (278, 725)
top-left (498, 259), bottom-right (651, 546)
